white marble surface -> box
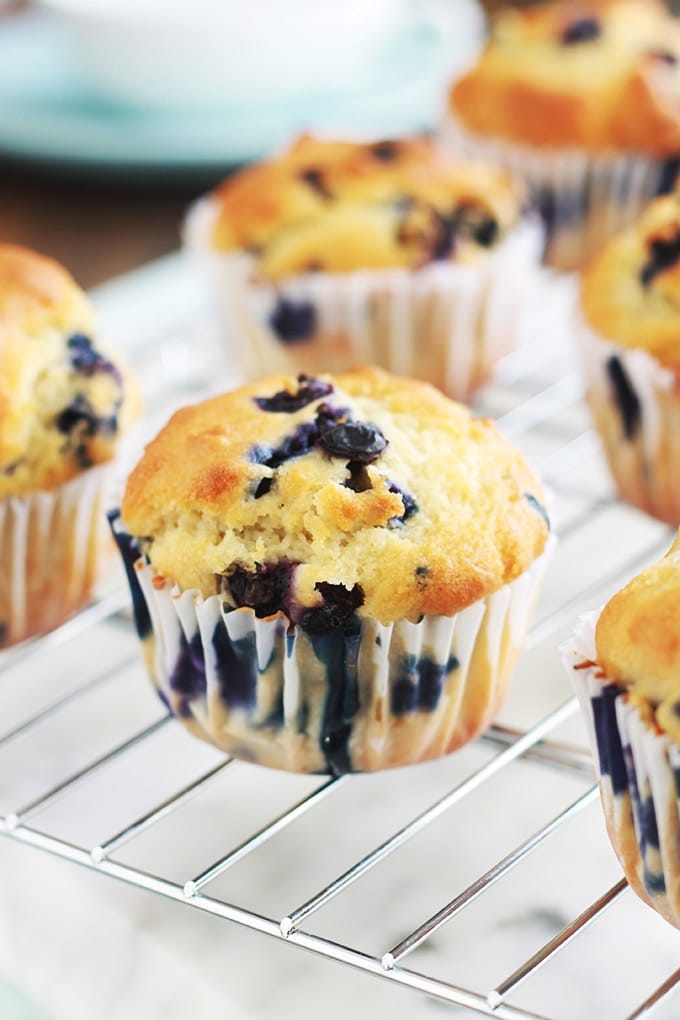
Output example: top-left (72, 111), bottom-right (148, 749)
top-left (1, 257), bottom-right (680, 1020)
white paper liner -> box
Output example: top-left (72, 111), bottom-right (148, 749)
top-left (115, 521), bottom-right (553, 775)
top-left (443, 113), bottom-right (669, 271)
top-left (562, 614), bottom-right (680, 927)
top-left (0, 462), bottom-right (119, 648)
top-left (575, 309), bottom-right (680, 525)
top-left (184, 197), bottom-right (543, 402)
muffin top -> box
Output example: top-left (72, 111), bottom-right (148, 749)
top-left (580, 191), bottom-right (680, 370)
top-left (122, 367), bottom-right (549, 624)
top-left (450, 0), bottom-right (680, 153)
top-left (189, 135), bottom-right (525, 281)
top-left (0, 244), bottom-right (139, 498)
top-left (596, 532), bottom-right (680, 741)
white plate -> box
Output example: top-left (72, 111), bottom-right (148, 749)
top-left (0, 6), bottom-right (482, 176)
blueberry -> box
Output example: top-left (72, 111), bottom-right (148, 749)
top-left (269, 298), bottom-right (317, 344)
top-left (253, 477), bottom-right (273, 499)
top-left (560, 17), bottom-right (601, 45)
top-left (300, 582), bottom-right (364, 635)
top-left (372, 140), bottom-right (400, 162)
top-left (254, 375), bottom-right (333, 413)
top-left (647, 50), bottom-right (678, 66)
top-left (272, 422), bottom-right (319, 464)
top-left (317, 422), bottom-right (387, 464)
top-left (247, 404), bottom-right (349, 483)
top-left (472, 217), bottom-right (499, 247)
top-left (431, 212), bottom-right (458, 261)
top-left (221, 561), bottom-right (298, 618)
top-left (56, 394), bottom-right (117, 438)
top-left (524, 492), bottom-right (550, 530)
top-left (250, 444), bottom-right (275, 465)
top-left (56, 395), bottom-right (119, 468)
top-left (344, 461), bottom-right (373, 493)
top-left (299, 168), bottom-right (332, 199)
top-left (387, 481), bottom-right (418, 524)
top-left (67, 333), bottom-right (122, 384)
top-left (606, 356), bottom-right (641, 441)
top-left (415, 566), bottom-right (429, 589)
top-left (315, 403), bottom-right (348, 435)
top-left (55, 394), bottom-right (98, 437)
top-left (640, 234), bottom-right (680, 286)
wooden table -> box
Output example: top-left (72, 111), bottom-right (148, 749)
top-left (0, 161), bottom-right (206, 288)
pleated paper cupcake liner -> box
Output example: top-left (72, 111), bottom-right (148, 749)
top-left (0, 463), bottom-right (120, 648)
top-left (443, 114), bottom-right (675, 271)
top-left (185, 198), bottom-right (543, 402)
top-left (111, 514), bottom-right (554, 775)
top-left (563, 613), bottom-right (680, 928)
top-left (576, 311), bottom-right (680, 525)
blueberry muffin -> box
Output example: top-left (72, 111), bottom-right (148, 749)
top-left (0, 244), bottom-right (139, 646)
top-left (185, 135), bottom-right (542, 402)
top-left (564, 534), bottom-right (680, 928)
top-left (447, 0), bottom-right (680, 269)
top-left (577, 190), bottom-right (680, 525)
top-left (113, 366), bottom-right (551, 774)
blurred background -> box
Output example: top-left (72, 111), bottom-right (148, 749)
top-left (1, 0), bottom-right (678, 287)
top-left (0, 0), bottom-right (486, 285)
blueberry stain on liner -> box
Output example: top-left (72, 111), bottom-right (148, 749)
top-left (169, 630), bottom-right (207, 718)
top-left (212, 622), bottom-right (260, 712)
top-left (301, 583), bottom-right (365, 776)
top-left (606, 356), bottom-right (641, 441)
top-left (592, 684), bottom-right (628, 795)
top-left (391, 654), bottom-right (459, 715)
top-left (107, 510), bottom-right (152, 640)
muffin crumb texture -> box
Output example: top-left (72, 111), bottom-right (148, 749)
top-left (581, 191), bottom-right (680, 371)
top-left (450, 0), bottom-right (680, 153)
top-left (122, 367), bottom-right (549, 624)
top-left (203, 135), bottom-right (524, 279)
top-left (0, 244), bottom-right (138, 498)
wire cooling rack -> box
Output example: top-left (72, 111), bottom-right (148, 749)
top-left (1, 255), bottom-right (679, 1020)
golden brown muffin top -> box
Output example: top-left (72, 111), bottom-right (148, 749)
top-left (191, 135), bottom-right (525, 281)
top-left (580, 191), bottom-right (680, 370)
top-left (450, 0), bottom-right (680, 153)
top-left (122, 367), bottom-right (549, 624)
top-left (596, 532), bottom-right (680, 741)
top-left (0, 244), bottom-right (139, 497)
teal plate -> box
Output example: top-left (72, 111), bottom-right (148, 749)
top-left (0, 9), bottom-right (475, 175)
top-left (0, 978), bottom-right (53, 1020)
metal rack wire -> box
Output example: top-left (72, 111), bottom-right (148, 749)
top-left (1, 258), bottom-right (679, 1020)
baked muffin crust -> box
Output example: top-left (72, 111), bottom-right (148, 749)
top-left (122, 367), bottom-right (549, 624)
top-left (450, 0), bottom-right (680, 153)
top-left (202, 135), bottom-right (524, 280)
top-left (0, 244), bottom-right (139, 498)
top-left (580, 191), bottom-right (680, 371)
